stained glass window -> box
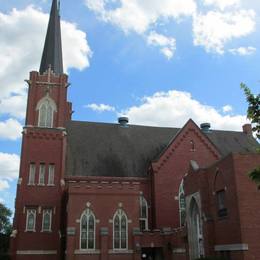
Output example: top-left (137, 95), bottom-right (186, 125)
top-left (26, 209), bottom-right (36, 231)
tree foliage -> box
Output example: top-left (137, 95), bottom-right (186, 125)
top-left (241, 83), bottom-right (260, 139)
top-left (0, 203), bottom-right (12, 260)
top-left (0, 203), bottom-right (12, 235)
top-left (241, 83), bottom-right (260, 188)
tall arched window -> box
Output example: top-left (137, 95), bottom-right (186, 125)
top-left (26, 209), bottom-right (36, 232)
top-left (179, 180), bottom-right (186, 226)
top-left (42, 209), bottom-right (52, 232)
top-left (80, 208), bottom-right (95, 250)
top-left (37, 97), bottom-right (57, 128)
top-left (113, 209), bottom-right (128, 250)
top-left (189, 198), bottom-right (203, 259)
top-left (139, 196), bottom-right (148, 231)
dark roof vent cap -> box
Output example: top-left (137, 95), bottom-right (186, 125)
top-left (118, 117), bottom-right (129, 127)
top-left (200, 122), bottom-right (211, 133)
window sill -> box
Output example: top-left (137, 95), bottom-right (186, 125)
top-left (41, 230), bottom-right (52, 233)
top-left (47, 184), bottom-right (55, 186)
top-left (140, 229), bottom-right (150, 232)
top-left (37, 184), bottom-right (45, 186)
top-left (74, 249), bottom-right (100, 255)
top-left (109, 249), bottom-right (133, 254)
top-left (27, 184), bottom-right (35, 186)
top-left (25, 230), bottom-right (36, 232)
top-left (217, 215), bottom-right (228, 221)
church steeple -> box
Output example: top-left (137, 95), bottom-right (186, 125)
top-left (39, 0), bottom-right (63, 75)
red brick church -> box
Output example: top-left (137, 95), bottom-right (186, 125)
top-left (10, 1), bottom-right (260, 259)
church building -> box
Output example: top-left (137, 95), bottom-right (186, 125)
top-left (10, 1), bottom-right (260, 260)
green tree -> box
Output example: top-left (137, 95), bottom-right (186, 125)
top-left (0, 203), bottom-right (12, 260)
top-left (241, 83), bottom-right (260, 139)
top-left (241, 83), bottom-right (260, 188)
top-left (0, 203), bottom-right (12, 235)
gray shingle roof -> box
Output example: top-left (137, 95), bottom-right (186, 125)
top-left (205, 130), bottom-right (258, 156)
top-left (65, 121), bottom-right (259, 178)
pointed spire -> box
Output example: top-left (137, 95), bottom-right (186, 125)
top-left (39, 0), bottom-right (63, 75)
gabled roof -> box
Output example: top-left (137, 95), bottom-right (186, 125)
top-left (65, 121), bottom-right (178, 178)
top-left (65, 120), bottom-right (259, 178)
top-left (39, 0), bottom-right (63, 75)
top-left (205, 129), bottom-right (258, 156)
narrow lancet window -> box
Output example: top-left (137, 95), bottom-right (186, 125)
top-left (179, 180), bottom-right (186, 226)
top-left (38, 164), bottom-right (45, 185)
top-left (48, 164), bottom-right (55, 185)
top-left (42, 209), bottom-right (52, 232)
top-left (80, 208), bottom-right (95, 250)
top-left (26, 209), bottom-right (36, 231)
top-left (139, 196), bottom-right (148, 231)
top-left (28, 163), bottom-right (36, 185)
top-left (113, 209), bottom-right (128, 250)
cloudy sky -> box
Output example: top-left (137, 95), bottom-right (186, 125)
top-left (0, 0), bottom-right (259, 210)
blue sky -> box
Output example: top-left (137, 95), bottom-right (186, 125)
top-left (0, 0), bottom-right (259, 211)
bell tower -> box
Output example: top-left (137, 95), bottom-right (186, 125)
top-left (11, 1), bottom-right (70, 259)
top-left (25, 0), bottom-right (71, 128)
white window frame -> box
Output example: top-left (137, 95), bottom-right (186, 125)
top-left (28, 163), bottom-right (36, 185)
top-left (38, 164), bottom-right (45, 185)
top-left (36, 96), bottom-right (57, 128)
top-left (42, 209), bottom-right (52, 232)
top-left (139, 196), bottom-right (148, 231)
top-left (26, 209), bottom-right (36, 232)
top-left (179, 179), bottom-right (186, 227)
top-left (113, 209), bottom-right (128, 250)
top-left (38, 102), bottom-right (53, 127)
top-left (48, 164), bottom-right (55, 186)
top-left (80, 208), bottom-right (96, 250)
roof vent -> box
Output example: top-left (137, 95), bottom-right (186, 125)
top-left (200, 122), bottom-right (211, 133)
top-left (118, 117), bottom-right (129, 127)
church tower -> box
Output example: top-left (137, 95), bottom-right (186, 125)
top-left (11, 1), bottom-right (70, 259)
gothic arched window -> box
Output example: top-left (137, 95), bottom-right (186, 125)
top-left (26, 209), bottom-right (36, 232)
top-left (80, 208), bottom-right (95, 250)
top-left (139, 196), bottom-right (148, 231)
top-left (189, 198), bottom-right (204, 259)
top-left (179, 180), bottom-right (186, 226)
top-left (37, 97), bottom-right (57, 128)
top-left (42, 209), bottom-right (52, 232)
top-left (113, 209), bottom-right (128, 250)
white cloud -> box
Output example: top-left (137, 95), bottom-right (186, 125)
top-left (0, 119), bottom-right (23, 140)
top-left (62, 20), bottom-right (92, 71)
top-left (0, 153), bottom-right (20, 193)
top-left (147, 31), bottom-right (176, 59)
top-left (0, 198), bottom-right (4, 204)
top-left (85, 0), bottom-right (197, 34)
top-left (193, 10), bottom-right (256, 54)
top-left (122, 90), bottom-right (247, 130)
top-left (203, 0), bottom-right (240, 10)
top-left (222, 105), bottom-right (233, 113)
top-left (85, 0), bottom-right (256, 56)
top-left (0, 180), bottom-right (10, 191)
top-left (85, 103), bottom-right (116, 112)
top-left (0, 6), bottom-right (92, 119)
top-left (0, 152), bottom-right (20, 180)
top-left (229, 46), bottom-right (256, 56)
top-left (0, 94), bottom-right (27, 119)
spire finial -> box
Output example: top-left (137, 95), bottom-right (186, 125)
top-left (39, 0), bottom-right (63, 75)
